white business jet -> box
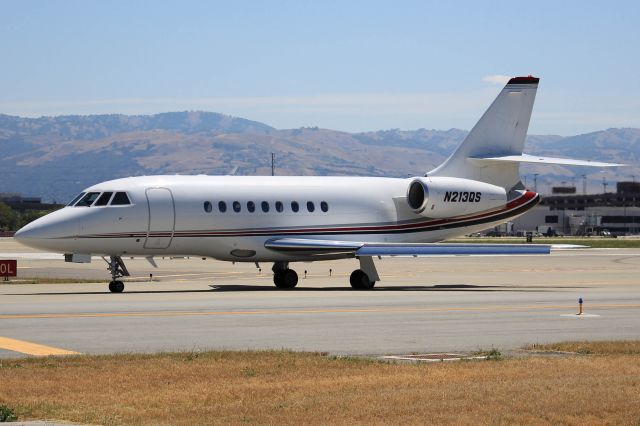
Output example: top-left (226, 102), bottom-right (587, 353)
top-left (14, 76), bottom-right (619, 292)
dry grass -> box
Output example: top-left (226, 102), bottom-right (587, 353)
top-left (1, 347), bottom-right (640, 425)
top-left (525, 340), bottom-right (640, 355)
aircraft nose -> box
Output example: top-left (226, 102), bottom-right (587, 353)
top-left (14, 218), bottom-right (50, 247)
top-left (13, 209), bottom-right (80, 251)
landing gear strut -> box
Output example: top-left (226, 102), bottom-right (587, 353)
top-left (272, 261), bottom-right (298, 289)
top-left (104, 256), bottom-right (130, 293)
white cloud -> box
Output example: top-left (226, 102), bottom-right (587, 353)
top-left (482, 75), bottom-right (511, 85)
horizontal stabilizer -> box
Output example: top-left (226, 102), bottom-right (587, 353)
top-left (470, 154), bottom-right (623, 167)
top-left (265, 238), bottom-right (550, 256)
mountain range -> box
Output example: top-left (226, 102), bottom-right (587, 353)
top-left (1, 111), bottom-right (638, 203)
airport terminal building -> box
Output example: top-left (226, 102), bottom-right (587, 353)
top-left (513, 182), bottom-right (640, 236)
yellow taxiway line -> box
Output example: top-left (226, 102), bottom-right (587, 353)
top-left (0, 303), bottom-right (638, 321)
top-left (0, 336), bottom-right (80, 356)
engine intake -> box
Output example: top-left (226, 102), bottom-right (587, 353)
top-left (407, 180), bottom-right (428, 212)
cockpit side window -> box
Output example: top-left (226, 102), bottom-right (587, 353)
top-left (94, 192), bottom-right (113, 206)
top-left (110, 192), bottom-right (131, 206)
top-left (67, 192), bottom-right (86, 206)
top-left (75, 192), bottom-right (101, 207)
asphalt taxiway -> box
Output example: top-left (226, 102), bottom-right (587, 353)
top-left (1, 238), bottom-right (639, 357)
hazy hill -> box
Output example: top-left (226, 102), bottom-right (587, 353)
top-left (0, 111), bottom-right (637, 203)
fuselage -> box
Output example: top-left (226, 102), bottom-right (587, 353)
top-left (14, 175), bottom-right (540, 262)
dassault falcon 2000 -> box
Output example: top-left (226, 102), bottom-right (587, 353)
top-left (15, 76), bottom-right (620, 292)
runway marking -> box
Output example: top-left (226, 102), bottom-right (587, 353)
top-left (0, 303), bottom-right (638, 320)
top-left (0, 336), bottom-right (80, 356)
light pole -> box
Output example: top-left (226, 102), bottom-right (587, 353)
top-left (271, 153), bottom-right (275, 176)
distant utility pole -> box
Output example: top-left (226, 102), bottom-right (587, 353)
top-left (533, 173), bottom-right (539, 193)
top-left (271, 153), bottom-right (275, 176)
top-left (602, 177), bottom-right (608, 194)
top-left (632, 175), bottom-right (636, 183)
top-left (582, 174), bottom-right (587, 195)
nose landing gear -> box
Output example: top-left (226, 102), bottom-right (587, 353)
top-left (104, 256), bottom-right (130, 293)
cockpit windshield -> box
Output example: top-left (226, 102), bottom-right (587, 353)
top-left (67, 192), bottom-right (86, 206)
top-left (70, 191), bottom-right (131, 207)
top-left (94, 192), bottom-right (113, 206)
top-left (75, 192), bottom-right (101, 207)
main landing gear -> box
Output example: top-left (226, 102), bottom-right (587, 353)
top-left (349, 256), bottom-right (380, 290)
top-left (272, 261), bottom-right (299, 289)
top-left (349, 269), bottom-right (375, 289)
top-left (271, 256), bottom-right (381, 290)
top-left (104, 256), bottom-right (130, 293)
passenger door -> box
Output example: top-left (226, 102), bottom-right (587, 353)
top-left (144, 188), bottom-right (175, 249)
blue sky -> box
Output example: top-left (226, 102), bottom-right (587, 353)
top-left (1, 0), bottom-right (639, 134)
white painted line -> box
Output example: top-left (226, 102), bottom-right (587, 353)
top-left (560, 313), bottom-right (601, 318)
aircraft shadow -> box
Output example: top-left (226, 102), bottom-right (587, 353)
top-left (205, 283), bottom-right (582, 293)
top-left (6, 283), bottom-right (589, 296)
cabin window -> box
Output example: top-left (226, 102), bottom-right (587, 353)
top-left (247, 201), bottom-right (255, 212)
top-left (275, 201), bottom-right (284, 212)
top-left (111, 192), bottom-right (131, 206)
top-left (218, 201), bottom-right (227, 213)
top-left (233, 201), bottom-right (241, 212)
top-left (261, 201), bottom-right (269, 212)
top-left (94, 192), bottom-right (113, 207)
top-left (204, 201), bottom-right (212, 213)
top-left (320, 201), bottom-right (329, 212)
top-left (67, 192), bottom-right (86, 206)
top-left (76, 192), bottom-right (101, 207)
top-left (306, 201), bottom-right (315, 212)
top-left (291, 201), bottom-right (299, 212)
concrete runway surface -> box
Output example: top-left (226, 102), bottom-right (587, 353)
top-left (0, 238), bottom-right (639, 358)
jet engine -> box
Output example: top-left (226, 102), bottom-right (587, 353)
top-left (406, 177), bottom-right (507, 218)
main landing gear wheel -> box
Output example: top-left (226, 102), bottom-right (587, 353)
top-left (350, 269), bottom-right (375, 290)
top-left (274, 269), bottom-right (299, 289)
top-left (108, 280), bottom-right (125, 293)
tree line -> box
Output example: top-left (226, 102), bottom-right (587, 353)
top-left (0, 203), bottom-right (59, 232)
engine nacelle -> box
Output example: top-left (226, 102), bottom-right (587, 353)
top-left (406, 177), bottom-right (507, 218)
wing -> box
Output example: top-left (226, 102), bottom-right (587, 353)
top-left (265, 238), bottom-right (550, 256)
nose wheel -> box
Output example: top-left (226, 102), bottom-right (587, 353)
top-left (104, 256), bottom-right (130, 293)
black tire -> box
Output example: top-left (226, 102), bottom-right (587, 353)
top-left (283, 269), bottom-right (298, 288)
top-left (109, 280), bottom-right (124, 293)
top-left (274, 269), bottom-right (298, 289)
top-left (273, 271), bottom-right (285, 288)
top-left (350, 269), bottom-right (375, 290)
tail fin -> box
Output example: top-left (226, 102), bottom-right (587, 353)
top-left (429, 76), bottom-right (539, 190)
